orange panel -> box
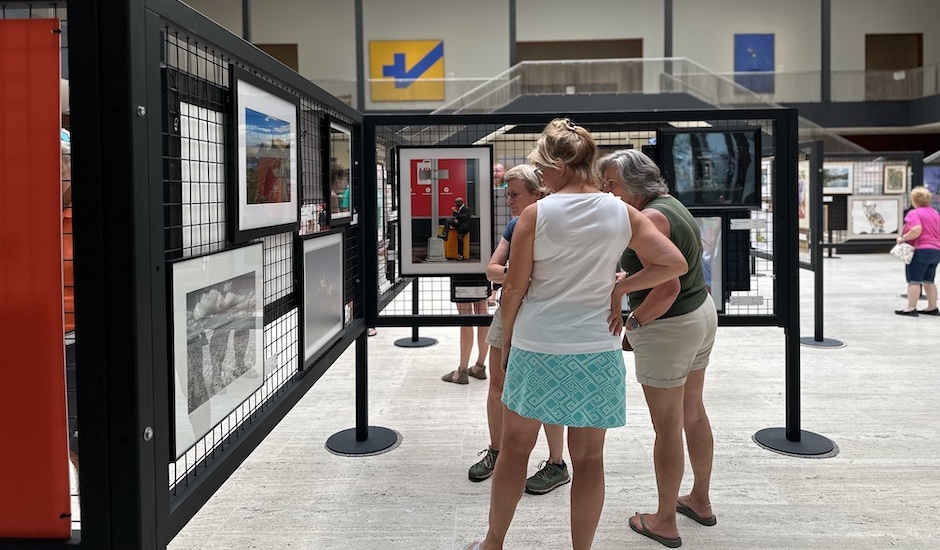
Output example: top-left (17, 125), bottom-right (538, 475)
top-left (0, 18), bottom-right (71, 538)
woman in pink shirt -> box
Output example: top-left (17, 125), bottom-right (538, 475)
top-left (896, 186), bottom-right (940, 316)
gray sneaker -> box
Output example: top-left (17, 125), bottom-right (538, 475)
top-left (525, 460), bottom-right (570, 495)
top-left (468, 448), bottom-right (499, 482)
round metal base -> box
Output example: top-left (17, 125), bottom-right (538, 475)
top-left (394, 337), bottom-right (438, 348)
top-left (800, 336), bottom-right (846, 348)
top-left (326, 426), bottom-right (401, 457)
top-left (753, 428), bottom-right (836, 457)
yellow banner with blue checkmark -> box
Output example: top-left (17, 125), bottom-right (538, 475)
top-left (369, 40), bottom-right (445, 102)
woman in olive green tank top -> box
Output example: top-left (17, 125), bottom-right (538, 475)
top-left (599, 149), bottom-right (720, 548)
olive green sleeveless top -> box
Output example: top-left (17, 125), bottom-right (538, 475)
top-left (620, 195), bottom-right (708, 318)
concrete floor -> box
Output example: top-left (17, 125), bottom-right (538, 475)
top-left (167, 252), bottom-right (940, 549)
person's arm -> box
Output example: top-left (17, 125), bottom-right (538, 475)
top-left (457, 205), bottom-right (472, 224)
top-left (500, 204), bottom-right (537, 365)
top-left (898, 224), bottom-right (922, 243)
top-left (631, 208), bottom-right (681, 326)
top-left (610, 203), bottom-right (687, 326)
top-left (486, 238), bottom-right (511, 284)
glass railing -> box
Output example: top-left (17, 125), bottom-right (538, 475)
top-left (318, 61), bottom-right (940, 113)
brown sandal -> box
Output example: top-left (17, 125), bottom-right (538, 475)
top-left (468, 363), bottom-right (487, 380)
top-left (441, 369), bottom-right (469, 384)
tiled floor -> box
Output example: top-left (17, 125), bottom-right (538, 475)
top-left (167, 252), bottom-right (940, 549)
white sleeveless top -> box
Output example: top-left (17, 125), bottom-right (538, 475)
top-left (511, 192), bottom-right (633, 354)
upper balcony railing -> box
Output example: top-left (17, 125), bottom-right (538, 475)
top-left (314, 59), bottom-right (940, 113)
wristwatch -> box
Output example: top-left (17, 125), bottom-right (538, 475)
top-left (625, 311), bottom-right (641, 331)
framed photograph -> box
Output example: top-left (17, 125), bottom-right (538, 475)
top-left (847, 196), bottom-right (901, 239)
top-left (325, 118), bottom-right (354, 225)
top-left (169, 243), bottom-right (264, 459)
top-left (797, 160), bottom-right (811, 229)
top-left (397, 146), bottom-right (493, 275)
top-left (822, 162), bottom-right (853, 194)
top-left (694, 216), bottom-right (724, 313)
top-left (229, 65), bottom-right (299, 242)
top-left (656, 127), bottom-right (761, 209)
top-left (925, 165), bottom-right (940, 210)
top-left (299, 232), bottom-right (344, 367)
top-left (734, 33), bottom-right (775, 93)
top-left (883, 165), bottom-right (907, 194)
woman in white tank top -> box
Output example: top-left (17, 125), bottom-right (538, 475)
top-left (469, 119), bottom-right (687, 550)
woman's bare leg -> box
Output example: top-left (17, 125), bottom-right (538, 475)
top-left (487, 345), bottom-right (505, 450)
top-left (567, 426), bottom-right (607, 550)
top-left (630, 385), bottom-right (685, 542)
top-left (481, 408), bottom-right (541, 549)
top-left (681, 368), bottom-right (714, 519)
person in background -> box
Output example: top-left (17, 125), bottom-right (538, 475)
top-left (599, 149), bottom-right (719, 549)
top-left (896, 186), bottom-right (940, 316)
top-left (469, 119), bottom-right (687, 550)
top-left (441, 274), bottom-right (490, 385)
top-left (440, 196), bottom-right (472, 261)
top-left (469, 164), bottom-right (569, 495)
top-left (329, 160), bottom-right (349, 214)
top-left (493, 163), bottom-right (507, 188)
top-left (490, 163), bottom-right (508, 305)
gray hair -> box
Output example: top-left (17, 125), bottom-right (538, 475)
top-left (597, 149), bottom-right (668, 199)
top-left (504, 164), bottom-right (547, 197)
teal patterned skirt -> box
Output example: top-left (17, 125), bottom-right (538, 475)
top-left (501, 348), bottom-right (626, 429)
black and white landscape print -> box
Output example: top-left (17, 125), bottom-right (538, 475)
top-left (303, 233), bottom-right (344, 363)
top-left (171, 243), bottom-right (264, 458)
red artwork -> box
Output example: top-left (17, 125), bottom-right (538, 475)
top-left (410, 158), bottom-right (468, 217)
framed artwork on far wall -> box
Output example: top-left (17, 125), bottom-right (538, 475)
top-left (925, 165), bottom-right (940, 210)
top-left (847, 196), bottom-right (901, 239)
top-left (883, 165), bottom-right (907, 194)
top-left (299, 231), bottom-right (345, 368)
top-left (822, 162), bottom-right (853, 194)
top-left (694, 216), bottom-right (724, 313)
top-left (397, 146), bottom-right (493, 276)
top-left (169, 243), bottom-right (264, 459)
top-left (797, 160), bottom-right (811, 229)
top-left (229, 65), bottom-right (299, 242)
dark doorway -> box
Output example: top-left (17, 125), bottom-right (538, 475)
top-left (515, 39), bottom-right (643, 94)
top-left (865, 33), bottom-right (922, 100)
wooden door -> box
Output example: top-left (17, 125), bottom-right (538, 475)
top-left (865, 34), bottom-right (922, 100)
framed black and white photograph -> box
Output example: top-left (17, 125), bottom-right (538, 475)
top-left (694, 216), bottom-right (724, 313)
top-left (397, 146), bottom-right (493, 276)
top-left (325, 118), bottom-right (354, 225)
top-left (170, 243), bottom-right (264, 459)
top-left (847, 196), bottom-right (900, 239)
top-left (300, 232), bottom-right (345, 367)
top-left (657, 127), bottom-right (761, 209)
top-left (229, 65), bottom-right (299, 242)
top-left (822, 162), bottom-right (853, 195)
top-left (883, 165), bottom-right (907, 194)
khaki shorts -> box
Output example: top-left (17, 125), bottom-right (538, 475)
top-left (625, 297), bottom-right (718, 388)
top-left (485, 306), bottom-right (503, 349)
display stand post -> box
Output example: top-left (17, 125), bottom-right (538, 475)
top-left (394, 278), bottom-right (438, 348)
top-left (755, 132), bottom-right (836, 457)
top-left (326, 331), bottom-right (400, 456)
top-left (802, 141), bottom-right (845, 349)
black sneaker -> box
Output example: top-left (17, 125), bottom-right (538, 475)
top-left (918, 308), bottom-right (940, 316)
top-left (525, 460), bottom-right (571, 495)
top-left (468, 448), bottom-right (498, 481)
top-left (895, 309), bottom-right (919, 316)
